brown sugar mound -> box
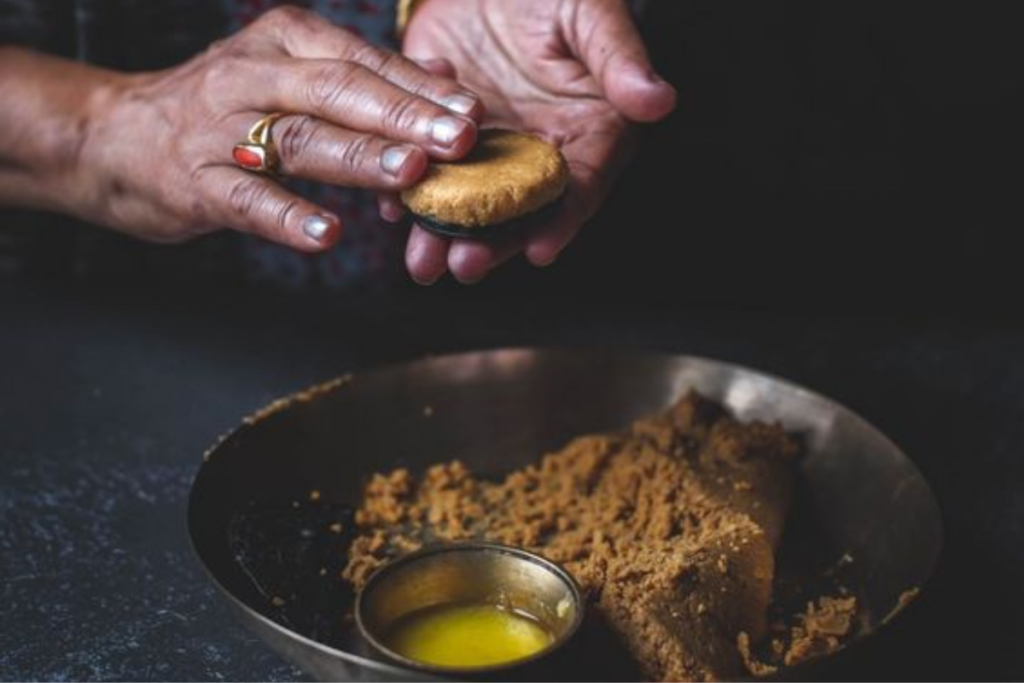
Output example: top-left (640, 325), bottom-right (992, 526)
top-left (344, 391), bottom-right (801, 681)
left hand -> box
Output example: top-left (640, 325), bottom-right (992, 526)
top-left (392, 0), bottom-right (676, 284)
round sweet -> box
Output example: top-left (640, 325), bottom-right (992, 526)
top-left (401, 129), bottom-right (569, 228)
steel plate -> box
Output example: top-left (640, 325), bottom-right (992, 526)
top-left (188, 349), bottom-right (942, 681)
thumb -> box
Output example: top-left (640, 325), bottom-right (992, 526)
top-left (575, 0), bottom-right (677, 122)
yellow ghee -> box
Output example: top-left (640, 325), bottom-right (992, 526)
top-left (383, 602), bottom-right (554, 668)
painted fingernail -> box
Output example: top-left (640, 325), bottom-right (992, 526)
top-left (442, 93), bottom-right (478, 116)
top-left (381, 145), bottom-right (414, 177)
top-left (302, 214), bottom-right (334, 242)
top-left (431, 115), bottom-right (469, 147)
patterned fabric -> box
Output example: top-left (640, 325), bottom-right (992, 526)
top-left (0, 0), bottom-right (225, 67)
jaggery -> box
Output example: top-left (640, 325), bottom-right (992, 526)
top-left (344, 391), bottom-right (801, 681)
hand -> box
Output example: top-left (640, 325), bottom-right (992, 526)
top-left (76, 6), bottom-right (483, 251)
top-left (398, 0), bottom-right (676, 284)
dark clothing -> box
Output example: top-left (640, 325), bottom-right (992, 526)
top-left (0, 0), bottom-right (224, 67)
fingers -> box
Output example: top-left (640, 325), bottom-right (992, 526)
top-left (447, 236), bottom-right (526, 284)
top-left (405, 225), bottom-right (450, 284)
top-left (232, 113), bottom-right (429, 189)
top-left (404, 225), bottom-right (525, 285)
top-left (254, 57), bottom-right (477, 159)
top-left (198, 166), bottom-right (341, 251)
top-left (378, 193), bottom-right (406, 222)
top-left (413, 57), bottom-right (458, 79)
top-left (522, 180), bottom-right (591, 267)
top-left (575, 0), bottom-right (677, 122)
top-left (523, 125), bottom-right (637, 265)
top-left (256, 6), bottom-right (484, 121)
top-left (355, 48), bottom-right (485, 121)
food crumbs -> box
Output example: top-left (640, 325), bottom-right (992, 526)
top-left (737, 631), bottom-right (777, 676)
top-left (882, 587), bottom-right (920, 624)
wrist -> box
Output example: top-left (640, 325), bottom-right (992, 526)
top-left (0, 49), bottom-right (136, 221)
top-left (66, 72), bottom-right (141, 224)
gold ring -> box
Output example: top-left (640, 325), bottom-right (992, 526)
top-left (232, 112), bottom-right (286, 175)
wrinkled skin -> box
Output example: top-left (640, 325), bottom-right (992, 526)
top-left (76, 6), bottom-right (483, 251)
top-left (395, 0), bottom-right (677, 283)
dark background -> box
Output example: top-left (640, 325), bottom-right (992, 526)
top-left (555, 1), bottom-right (1023, 314)
top-left (3, 1), bottom-right (1024, 680)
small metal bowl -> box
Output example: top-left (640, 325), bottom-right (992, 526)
top-left (354, 543), bottom-right (584, 677)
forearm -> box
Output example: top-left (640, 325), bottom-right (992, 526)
top-left (0, 46), bottom-right (123, 218)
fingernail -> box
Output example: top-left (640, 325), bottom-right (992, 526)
top-left (431, 115), bottom-right (469, 147)
top-left (302, 214), bottom-right (334, 242)
top-left (534, 253), bottom-right (558, 268)
top-left (381, 145), bottom-right (414, 177)
top-left (442, 93), bottom-right (478, 116)
top-left (645, 71), bottom-right (677, 98)
top-left (414, 57), bottom-right (452, 72)
top-left (645, 69), bottom-right (668, 86)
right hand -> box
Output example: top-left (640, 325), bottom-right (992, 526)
top-left (74, 6), bottom-right (483, 250)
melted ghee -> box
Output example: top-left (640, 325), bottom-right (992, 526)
top-left (383, 602), bottom-right (554, 668)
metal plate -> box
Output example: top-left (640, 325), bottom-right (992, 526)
top-left (188, 349), bottom-right (943, 681)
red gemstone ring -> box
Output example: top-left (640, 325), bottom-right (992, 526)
top-left (232, 112), bottom-right (286, 175)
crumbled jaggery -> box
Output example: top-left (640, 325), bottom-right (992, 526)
top-left (783, 596), bottom-right (858, 667)
top-left (737, 631), bottom-right (777, 677)
top-left (738, 593), bottom-right (859, 674)
top-left (344, 391), bottom-right (807, 681)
